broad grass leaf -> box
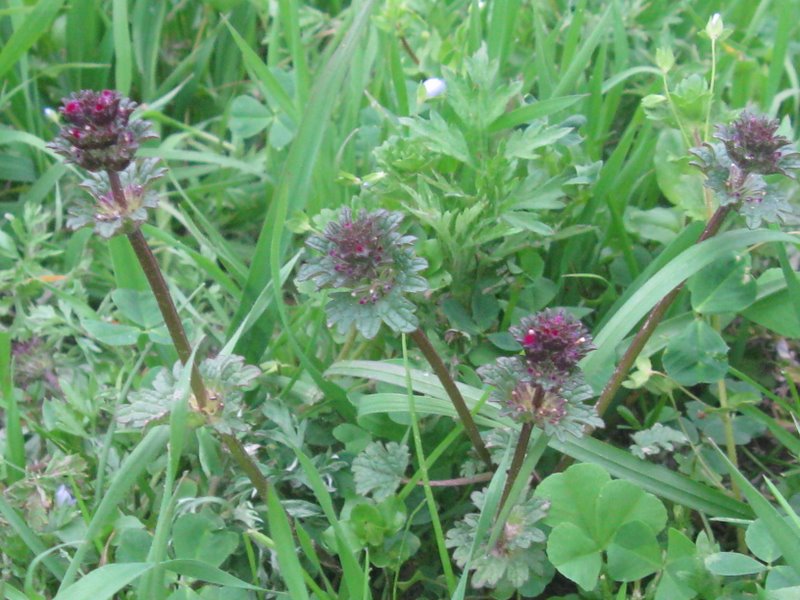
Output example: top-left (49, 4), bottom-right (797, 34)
top-left (54, 563), bottom-right (152, 600)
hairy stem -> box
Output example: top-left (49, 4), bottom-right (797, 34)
top-left (108, 170), bottom-right (270, 500)
top-left (125, 226), bottom-right (209, 409)
top-left (409, 328), bottom-right (492, 468)
top-left (498, 421), bottom-right (533, 512)
top-left (596, 204), bottom-right (733, 417)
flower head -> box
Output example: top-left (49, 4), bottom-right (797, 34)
top-left (690, 111), bottom-right (800, 227)
top-left (478, 312), bottom-right (601, 439)
top-left (48, 90), bottom-right (155, 172)
top-left (510, 309), bottom-right (594, 383)
top-left (296, 207), bottom-right (428, 338)
top-left (715, 112), bottom-right (798, 176)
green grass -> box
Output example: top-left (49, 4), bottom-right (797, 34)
top-left (3, 0), bottom-right (800, 598)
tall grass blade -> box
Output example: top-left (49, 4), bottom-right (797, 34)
top-left (0, 0), bottom-right (65, 82)
top-left (58, 426), bottom-right (170, 591)
top-left (1, 331), bottom-right (25, 484)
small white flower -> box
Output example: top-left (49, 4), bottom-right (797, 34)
top-left (706, 13), bottom-right (723, 40)
top-left (422, 77), bottom-right (447, 99)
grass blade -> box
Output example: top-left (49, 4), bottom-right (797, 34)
top-left (327, 360), bottom-right (750, 519)
top-left (0, 0), bottom-right (65, 82)
top-left (58, 426), bottom-right (170, 591)
top-left (1, 331), bottom-right (25, 484)
top-left (54, 562), bottom-right (153, 600)
top-left (292, 448), bottom-right (369, 597)
top-left (112, 0), bottom-right (132, 95)
top-left (267, 487), bottom-right (311, 600)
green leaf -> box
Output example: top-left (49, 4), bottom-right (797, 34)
top-left (0, 0), bottom-right (65, 82)
top-left (81, 319), bottom-right (142, 346)
top-left (536, 464), bottom-right (667, 590)
top-left (546, 522), bottom-right (601, 591)
top-left (172, 513), bottom-right (239, 568)
top-left (662, 320), bottom-right (729, 385)
top-left (704, 552), bottom-right (766, 576)
top-left (399, 111), bottom-right (471, 163)
top-left (229, 95), bottom-right (272, 139)
top-left (655, 529), bottom-right (701, 600)
top-left (352, 441), bottom-right (409, 502)
top-left (746, 518), bottom-right (783, 564)
top-left (653, 129), bottom-right (706, 221)
top-left (688, 253), bottom-right (756, 314)
top-left (742, 269), bottom-right (800, 337)
top-left (54, 562), bottom-right (153, 600)
top-left (594, 480), bottom-right (667, 542)
top-left (111, 289), bottom-right (163, 328)
top-left (606, 521), bottom-right (662, 581)
top-left (505, 121), bottom-right (575, 159)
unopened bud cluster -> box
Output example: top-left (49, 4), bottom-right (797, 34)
top-left (691, 112), bottom-right (800, 227)
top-left (478, 310), bottom-right (602, 438)
top-left (297, 207), bottom-right (427, 338)
top-left (48, 89), bottom-right (163, 237)
top-left (48, 90), bottom-right (154, 172)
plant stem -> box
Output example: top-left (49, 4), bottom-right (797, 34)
top-left (409, 328), bottom-right (492, 468)
top-left (107, 170), bottom-right (270, 501)
top-left (498, 421), bottom-right (533, 512)
top-left (126, 226), bottom-right (209, 409)
top-left (595, 204), bottom-right (734, 417)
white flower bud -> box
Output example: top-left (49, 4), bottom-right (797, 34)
top-left (706, 13), bottom-right (723, 41)
top-left (422, 77), bottom-right (447, 99)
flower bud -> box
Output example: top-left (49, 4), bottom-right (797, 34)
top-left (705, 13), bottom-right (723, 41)
top-left (48, 89), bottom-right (154, 172)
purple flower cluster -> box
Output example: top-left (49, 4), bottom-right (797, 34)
top-left (715, 112), bottom-right (797, 177)
top-left (48, 89), bottom-right (164, 237)
top-left (324, 208), bottom-right (397, 305)
top-left (510, 310), bottom-right (594, 381)
top-left (478, 310), bottom-right (601, 437)
top-left (298, 207), bottom-right (426, 304)
top-left (690, 111), bottom-right (800, 227)
top-left (296, 207), bottom-right (428, 338)
top-left (48, 90), bottom-right (154, 172)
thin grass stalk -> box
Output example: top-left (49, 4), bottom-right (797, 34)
top-left (409, 328), bottom-right (492, 468)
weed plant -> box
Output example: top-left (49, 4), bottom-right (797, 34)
top-left (2, 1), bottom-right (800, 599)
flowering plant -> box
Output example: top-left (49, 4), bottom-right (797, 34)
top-left (48, 89), bottom-right (164, 237)
top-left (478, 310), bottom-right (602, 440)
top-left (690, 112), bottom-right (800, 227)
top-left (296, 207), bottom-right (428, 339)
